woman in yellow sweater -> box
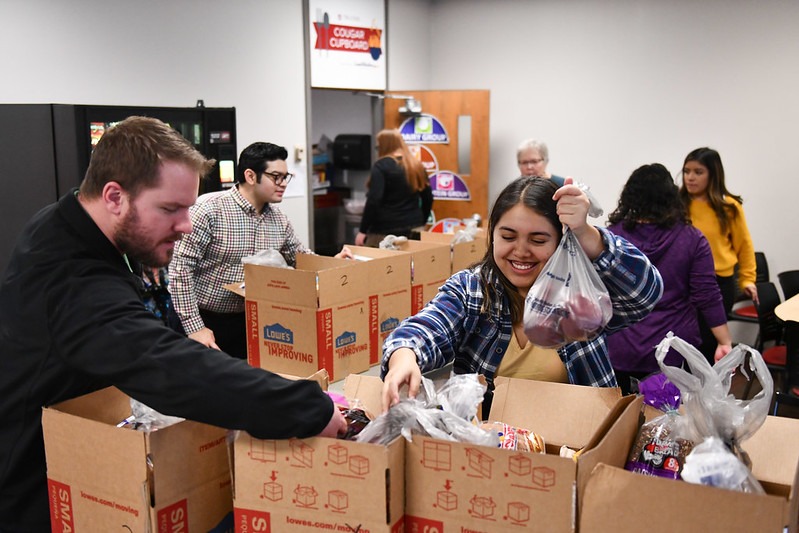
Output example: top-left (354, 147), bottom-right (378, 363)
top-left (679, 147), bottom-right (757, 363)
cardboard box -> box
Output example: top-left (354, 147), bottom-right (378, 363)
top-left (348, 245), bottom-right (413, 366)
top-left (241, 253), bottom-right (373, 382)
top-left (42, 387), bottom-right (233, 532)
top-left (232, 374), bottom-right (405, 532)
top-left (389, 240), bottom-right (450, 314)
top-left (419, 227), bottom-right (488, 275)
top-left (403, 378), bottom-right (629, 533)
top-left (579, 398), bottom-right (799, 533)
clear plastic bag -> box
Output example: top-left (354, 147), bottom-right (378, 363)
top-left (523, 228), bottom-right (613, 347)
top-left (451, 218), bottom-right (479, 244)
top-left (241, 249), bottom-right (291, 268)
top-left (379, 235), bottom-right (408, 250)
top-left (654, 333), bottom-right (773, 493)
top-left (355, 373), bottom-right (497, 448)
top-left (118, 399), bottom-right (184, 432)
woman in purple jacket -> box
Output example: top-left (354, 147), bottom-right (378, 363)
top-left (606, 163), bottom-right (732, 394)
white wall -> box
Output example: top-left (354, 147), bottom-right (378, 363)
top-left (389, 0), bottom-right (799, 280)
top-left (3, 0), bottom-right (798, 279)
top-left (0, 0), bottom-right (312, 242)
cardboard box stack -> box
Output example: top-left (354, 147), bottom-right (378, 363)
top-left (402, 377), bottom-right (630, 533)
top-left (419, 227), bottom-right (488, 275)
top-left (240, 253), bottom-right (373, 382)
top-left (579, 397), bottom-right (799, 533)
top-left (348, 245), bottom-right (413, 366)
top-left (389, 240), bottom-right (450, 314)
top-left (232, 375), bottom-right (405, 533)
top-left (42, 387), bottom-right (233, 532)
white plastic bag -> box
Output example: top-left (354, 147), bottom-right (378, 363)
top-left (523, 228), bottom-right (613, 347)
top-left (654, 333), bottom-right (773, 493)
top-left (241, 249), bottom-right (291, 268)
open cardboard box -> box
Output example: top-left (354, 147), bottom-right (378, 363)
top-left (232, 374), bottom-right (405, 532)
top-left (419, 227), bottom-right (488, 275)
top-left (579, 397), bottom-right (799, 532)
top-left (238, 253), bottom-right (373, 382)
top-left (387, 240), bottom-right (450, 314)
top-left (347, 245), bottom-right (413, 366)
top-left (42, 387), bottom-right (233, 532)
top-left (403, 378), bottom-right (629, 532)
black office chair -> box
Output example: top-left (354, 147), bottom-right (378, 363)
top-left (728, 252), bottom-right (770, 323)
top-left (778, 270), bottom-right (799, 301)
top-left (741, 282), bottom-right (785, 400)
top-left (771, 321), bottom-right (799, 417)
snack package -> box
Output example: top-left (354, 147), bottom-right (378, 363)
top-left (523, 228), bottom-right (613, 348)
top-left (654, 333), bottom-right (773, 493)
top-left (480, 421), bottom-right (545, 453)
top-left (625, 373), bottom-right (693, 480)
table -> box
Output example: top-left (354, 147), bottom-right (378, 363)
top-left (776, 293), bottom-right (799, 322)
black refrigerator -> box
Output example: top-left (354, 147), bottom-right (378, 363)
top-left (0, 103), bottom-right (237, 275)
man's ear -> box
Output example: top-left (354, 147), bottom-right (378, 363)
top-left (101, 181), bottom-right (127, 216)
top-left (243, 168), bottom-right (258, 185)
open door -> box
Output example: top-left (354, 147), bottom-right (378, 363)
top-left (384, 90), bottom-right (490, 229)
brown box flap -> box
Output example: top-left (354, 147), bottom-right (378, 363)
top-left (343, 374), bottom-right (385, 417)
top-left (580, 463), bottom-right (788, 532)
top-left (490, 378), bottom-right (622, 448)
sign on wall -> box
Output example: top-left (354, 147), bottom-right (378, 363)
top-left (309, 0), bottom-right (386, 90)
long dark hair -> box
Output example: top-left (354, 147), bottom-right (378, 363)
top-left (678, 147), bottom-right (743, 233)
top-left (477, 176), bottom-right (560, 323)
top-left (608, 163), bottom-right (689, 230)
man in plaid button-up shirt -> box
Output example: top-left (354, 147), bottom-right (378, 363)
top-left (170, 142), bottom-right (350, 358)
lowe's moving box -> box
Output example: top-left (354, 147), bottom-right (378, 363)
top-left (42, 387), bottom-right (232, 532)
top-left (403, 378), bottom-right (630, 533)
top-left (419, 227), bottom-right (488, 275)
top-left (390, 240), bottom-right (450, 314)
top-left (243, 254), bottom-right (372, 382)
top-left (580, 398), bottom-right (799, 533)
top-left (233, 374), bottom-right (405, 532)
top-left (348, 245), bottom-right (413, 366)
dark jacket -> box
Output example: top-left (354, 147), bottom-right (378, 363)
top-left (360, 156), bottom-right (433, 235)
top-left (0, 191), bottom-right (334, 531)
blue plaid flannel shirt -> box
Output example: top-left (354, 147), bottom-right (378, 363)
top-left (381, 227), bottom-right (663, 389)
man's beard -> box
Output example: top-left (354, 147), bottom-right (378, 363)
top-left (115, 203), bottom-right (176, 268)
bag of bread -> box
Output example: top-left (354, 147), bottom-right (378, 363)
top-left (625, 373), bottom-right (693, 479)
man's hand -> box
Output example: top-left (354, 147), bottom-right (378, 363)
top-left (335, 245), bottom-right (354, 260)
top-left (316, 405), bottom-right (347, 437)
top-left (189, 327), bottom-right (220, 350)
top-left (355, 232), bottom-right (367, 246)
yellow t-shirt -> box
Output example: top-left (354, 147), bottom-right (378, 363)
top-left (688, 197), bottom-right (756, 288)
top-left (496, 333), bottom-right (568, 382)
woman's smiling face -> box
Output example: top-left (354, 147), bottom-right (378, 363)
top-left (492, 203), bottom-right (559, 296)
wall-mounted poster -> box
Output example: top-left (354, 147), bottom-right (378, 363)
top-left (308, 0), bottom-right (386, 90)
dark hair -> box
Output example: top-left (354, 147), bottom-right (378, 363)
top-left (678, 147), bottom-right (742, 233)
top-left (236, 142), bottom-right (289, 184)
top-left (477, 176), bottom-right (561, 322)
top-left (80, 116), bottom-right (214, 199)
top-left (608, 163), bottom-right (689, 230)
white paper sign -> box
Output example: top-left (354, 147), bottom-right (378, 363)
top-left (309, 0), bottom-right (386, 90)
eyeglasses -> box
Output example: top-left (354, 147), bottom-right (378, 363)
top-left (261, 171), bottom-right (295, 186)
top-left (518, 158), bottom-right (545, 167)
